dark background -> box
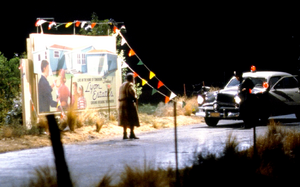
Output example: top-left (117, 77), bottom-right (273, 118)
top-left (1, 2), bottom-right (300, 103)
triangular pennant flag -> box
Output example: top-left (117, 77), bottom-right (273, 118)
top-left (133, 72), bottom-right (139, 78)
top-left (170, 92), bottom-right (177, 100)
top-left (149, 71), bottom-right (156, 80)
top-left (35, 19), bottom-right (46, 27)
top-left (75, 21), bottom-right (81, 27)
top-left (128, 49), bottom-right (135, 57)
top-left (151, 88), bottom-right (158, 95)
top-left (182, 101), bottom-right (186, 108)
top-left (113, 26), bottom-right (119, 33)
top-left (65, 22), bottom-right (73, 28)
top-left (81, 21), bottom-right (87, 28)
top-left (137, 60), bottom-right (144, 65)
top-left (91, 22), bottom-right (97, 28)
top-left (157, 81), bottom-right (164, 89)
top-left (142, 79), bottom-right (147, 86)
top-left (165, 96), bottom-right (170, 103)
top-left (48, 21), bottom-right (56, 30)
top-left (121, 62), bottom-right (129, 69)
top-left (121, 37), bottom-right (126, 46)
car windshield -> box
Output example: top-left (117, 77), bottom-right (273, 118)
top-left (226, 77), bottom-right (267, 88)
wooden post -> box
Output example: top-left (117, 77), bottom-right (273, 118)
top-left (174, 101), bottom-right (179, 186)
top-left (107, 87), bottom-right (111, 120)
top-left (46, 114), bottom-right (73, 187)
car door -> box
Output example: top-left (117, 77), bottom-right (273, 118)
top-left (270, 76), bottom-right (300, 108)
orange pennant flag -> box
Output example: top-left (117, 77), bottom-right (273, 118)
top-left (91, 22), bottom-right (97, 28)
top-left (128, 49), bottom-right (135, 57)
top-left (157, 81), bottom-right (164, 89)
top-left (165, 96), bottom-right (170, 103)
top-left (133, 72), bottom-right (139, 78)
top-left (149, 71), bottom-right (156, 80)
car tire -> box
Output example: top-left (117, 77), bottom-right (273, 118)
top-left (204, 117), bottom-right (219, 127)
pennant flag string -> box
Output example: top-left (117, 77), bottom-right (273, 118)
top-left (34, 19), bottom-right (176, 102)
top-left (125, 65), bottom-right (169, 99)
top-left (117, 31), bottom-right (175, 96)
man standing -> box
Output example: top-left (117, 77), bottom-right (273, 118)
top-left (38, 60), bottom-right (58, 113)
top-left (118, 73), bottom-right (140, 139)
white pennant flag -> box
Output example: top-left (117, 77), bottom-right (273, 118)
top-left (170, 92), bottom-right (177, 100)
top-left (81, 21), bottom-right (87, 28)
top-left (121, 37), bottom-right (126, 46)
top-left (121, 61), bottom-right (129, 69)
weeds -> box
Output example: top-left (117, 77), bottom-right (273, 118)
top-left (24, 166), bottom-right (58, 187)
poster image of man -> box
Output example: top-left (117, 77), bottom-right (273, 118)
top-left (38, 60), bottom-right (58, 113)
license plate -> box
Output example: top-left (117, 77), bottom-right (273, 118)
top-left (210, 112), bottom-right (220, 117)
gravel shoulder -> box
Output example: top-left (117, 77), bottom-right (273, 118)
top-left (0, 114), bottom-right (203, 153)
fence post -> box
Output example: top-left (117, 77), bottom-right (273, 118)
top-left (46, 114), bottom-right (73, 187)
top-left (174, 101), bottom-right (179, 186)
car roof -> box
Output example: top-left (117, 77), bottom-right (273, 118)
top-left (243, 71), bottom-right (292, 79)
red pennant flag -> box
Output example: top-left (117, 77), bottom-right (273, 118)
top-left (75, 21), bottom-right (81, 27)
top-left (113, 26), bottom-right (119, 33)
top-left (128, 49), bottom-right (135, 57)
top-left (91, 22), bottom-right (97, 28)
top-left (133, 72), bottom-right (139, 78)
top-left (165, 96), bottom-right (170, 103)
top-left (157, 81), bottom-right (164, 89)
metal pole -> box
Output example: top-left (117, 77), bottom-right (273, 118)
top-left (253, 125), bottom-right (257, 158)
top-left (107, 88), bottom-right (110, 120)
top-left (174, 101), bottom-right (179, 186)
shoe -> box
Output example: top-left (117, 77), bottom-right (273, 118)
top-left (123, 132), bottom-right (129, 140)
top-left (130, 132), bottom-right (139, 139)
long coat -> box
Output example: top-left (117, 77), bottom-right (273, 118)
top-left (118, 81), bottom-right (140, 127)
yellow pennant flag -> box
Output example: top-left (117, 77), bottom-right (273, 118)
top-left (149, 71), bottom-right (156, 80)
top-left (65, 22), bottom-right (73, 28)
top-left (142, 79), bottom-right (147, 86)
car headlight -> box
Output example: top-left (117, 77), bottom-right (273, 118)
top-left (234, 95), bottom-right (241, 104)
top-left (198, 95), bottom-right (204, 105)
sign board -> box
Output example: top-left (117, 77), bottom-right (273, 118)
top-left (24, 34), bottom-right (121, 119)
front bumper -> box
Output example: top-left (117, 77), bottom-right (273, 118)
top-left (197, 106), bottom-right (240, 119)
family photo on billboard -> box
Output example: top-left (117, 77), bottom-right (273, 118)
top-left (31, 34), bottom-right (118, 113)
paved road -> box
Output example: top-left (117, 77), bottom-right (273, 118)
top-left (0, 114), bottom-right (299, 186)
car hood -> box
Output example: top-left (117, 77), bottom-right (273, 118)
top-left (219, 87), bottom-right (238, 96)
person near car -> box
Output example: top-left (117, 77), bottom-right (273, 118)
top-left (235, 70), bottom-right (254, 101)
top-left (118, 73), bottom-right (140, 139)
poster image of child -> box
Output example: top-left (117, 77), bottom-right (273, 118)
top-left (55, 69), bottom-right (70, 110)
top-left (38, 60), bottom-right (58, 113)
top-left (71, 82), bottom-right (79, 109)
top-left (77, 85), bottom-right (86, 109)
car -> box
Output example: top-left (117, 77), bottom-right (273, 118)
top-left (197, 66), bottom-right (300, 127)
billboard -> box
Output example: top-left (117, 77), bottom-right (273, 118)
top-left (29, 34), bottom-right (119, 114)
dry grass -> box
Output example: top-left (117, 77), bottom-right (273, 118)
top-left (154, 96), bottom-right (199, 117)
top-left (0, 99), bottom-right (202, 153)
top-left (20, 118), bottom-right (300, 186)
top-left (24, 166), bottom-right (58, 187)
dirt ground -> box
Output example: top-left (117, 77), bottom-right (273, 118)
top-left (0, 114), bottom-right (203, 153)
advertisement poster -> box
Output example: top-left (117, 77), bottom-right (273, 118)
top-left (30, 34), bottom-right (118, 113)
